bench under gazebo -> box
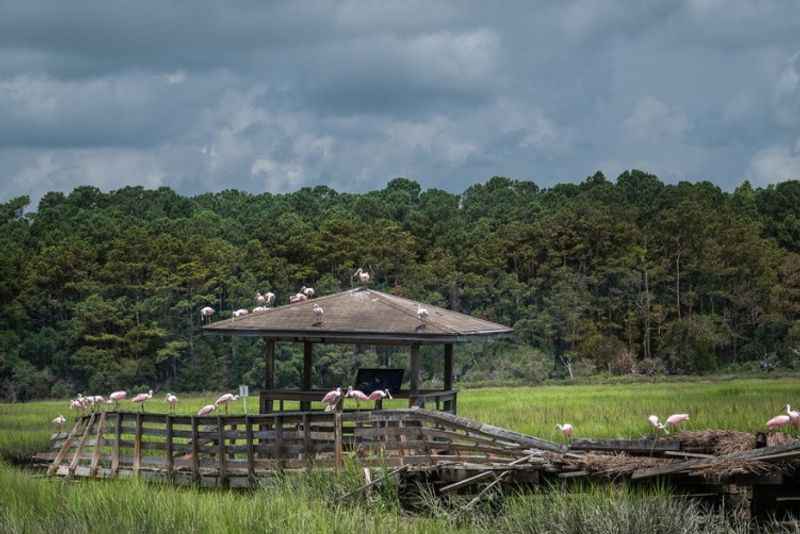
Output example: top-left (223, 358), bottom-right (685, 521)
top-left (203, 287), bottom-right (513, 414)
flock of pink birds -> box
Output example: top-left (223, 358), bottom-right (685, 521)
top-left (320, 386), bottom-right (392, 412)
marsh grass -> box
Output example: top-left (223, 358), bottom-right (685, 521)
top-left (2, 378), bottom-right (800, 533)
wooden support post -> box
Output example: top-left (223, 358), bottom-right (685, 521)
top-left (245, 416), bottom-right (255, 485)
top-left (302, 341), bottom-right (312, 411)
top-left (263, 338), bottom-right (275, 413)
top-left (444, 343), bottom-right (454, 412)
top-left (191, 417), bottom-right (200, 485)
top-left (133, 412), bottom-right (143, 477)
top-left (302, 413), bottom-right (312, 467)
top-left (274, 415), bottom-right (284, 468)
top-left (334, 412), bottom-right (343, 472)
top-left (48, 416), bottom-right (83, 476)
top-left (166, 415), bottom-right (174, 480)
top-left (111, 413), bottom-right (122, 477)
top-left (217, 416), bottom-right (227, 488)
top-left (68, 413), bottom-right (95, 477)
top-left (89, 412), bottom-right (106, 478)
top-left (409, 344), bottom-right (420, 407)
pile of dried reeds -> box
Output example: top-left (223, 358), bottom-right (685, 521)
top-left (673, 430), bottom-right (755, 455)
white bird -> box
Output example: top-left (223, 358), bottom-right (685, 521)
top-left (165, 393), bottom-right (178, 413)
top-left (301, 286), bottom-right (315, 298)
top-left (255, 292), bottom-right (266, 305)
top-left (52, 415), bottom-right (67, 432)
top-left (555, 423), bottom-right (574, 440)
top-left (197, 404), bottom-right (216, 416)
top-left (321, 387), bottom-right (343, 412)
top-left (289, 292), bottom-right (308, 304)
top-left (264, 292), bottom-right (276, 306)
top-left (417, 305), bottom-right (429, 321)
top-left (215, 393), bottom-right (240, 414)
top-left (200, 306), bottom-right (215, 323)
top-left (252, 306), bottom-right (267, 312)
top-left (353, 268), bottom-right (370, 285)
top-left (232, 308), bottom-right (249, 319)
top-left (312, 303), bottom-right (324, 323)
top-left (130, 390), bottom-right (153, 412)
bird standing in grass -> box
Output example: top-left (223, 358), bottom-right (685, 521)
top-left (665, 413), bottom-right (689, 430)
top-left (648, 415), bottom-right (667, 434)
top-left (767, 414), bottom-right (791, 430)
top-left (131, 390), bottom-right (153, 412)
top-left (52, 415), bottom-right (66, 432)
top-left (165, 393), bottom-right (178, 414)
top-left (556, 423), bottom-right (574, 441)
top-left (215, 393), bottom-right (239, 414)
top-left (786, 405), bottom-right (800, 428)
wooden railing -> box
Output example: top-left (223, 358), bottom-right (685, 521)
top-left (41, 409), bottom-right (560, 487)
top-left (259, 389), bottom-right (458, 414)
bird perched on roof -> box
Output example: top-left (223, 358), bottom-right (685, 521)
top-left (301, 286), bottom-right (315, 298)
top-left (252, 306), bottom-right (267, 312)
top-left (289, 292), bottom-right (308, 304)
top-left (200, 306), bottom-right (215, 323)
top-left (264, 292), bottom-right (276, 306)
top-left (417, 305), bottom-right (429, 321)
top-left (255, 292), bottom-right (266, 305)
top-left (312, 303), bottom-right (324, 324)
top-left (353, 268), bottom-right (370, 285)
top-left (232, 308), bottom-right (249, 319)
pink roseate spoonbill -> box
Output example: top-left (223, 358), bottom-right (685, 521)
top-left (255, 292), bottom-right (266, 305)
top-left (130, 390), bottom-right (153, 412)
top-left (665, 413), bottom-right (690, 429)
top-left (786, 405), bottom-right (800, 428)
top-left (353, 268), bottom-right (370, 285)
top-left (346, 387), bottom-right (370, 409)
top-left (214, 393), bottom-right (239, 414)
top-left (417, 305), bottom-right (429, 321)
top-left (264, 292), bottom-right (276, 306)
top-left (52, 415), bottom-right (66, 433)
top-left (767, 414), bottom-right (791, 431)
top-left (648, 415), bottom-right (667, 434)
top-left (252, 306), bottom-right (267, 312)
top-left (70, 398), bottom-right (83, 414)
top-left (312, 303), bottom-right (324, 324)
top-left (200, 306), bottom-right (215, 323)
top-left (109, 390), bottom-right (127, 410)
top-left (232, 308), bottom-right (249, 320)
top-left (197, 404), bottom-right (216, 416)
top-left (165, 393), bottom-right (178, 414)
top-left (555, 423), bottom-right (574, 441)
top-left (289, 292), bottom-right (308, 304)
top-left (367, 389), bottom-right (392, 401)
top-left (321, 387), bottom-right (343, 412)
top-left (301, 286), bottom-right (315, 298)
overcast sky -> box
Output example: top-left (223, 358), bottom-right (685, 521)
top-left (1, 0), bottom-right (799, 204)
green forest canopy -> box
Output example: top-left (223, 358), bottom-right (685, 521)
top-left (2, 171), bottom-right (800, 400)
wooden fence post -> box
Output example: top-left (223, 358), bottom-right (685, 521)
top-left (217, 416), bottom-right (228, 488)
top-left (111, 413), bottom-right (122, 477)
top-left (133, 412), bottom-right (143, 477)
top-left (89, 412), bottom-right (107, 478)
top-left (166, 415), bottom-right (174, 480)
top-left (191, 416), bottom-right (200, 486)
top-left (245, 415), bottom-right (255, 486)
top-left (68, 413), bottom-right (96, 477)
top-left (334, 412), bottom-right (343, 472)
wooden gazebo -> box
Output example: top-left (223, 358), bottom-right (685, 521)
top-left (203, 287), bottom-right (513, 414)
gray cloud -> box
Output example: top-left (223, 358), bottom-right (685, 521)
top-left (1, 0), bottom-right (799, 204)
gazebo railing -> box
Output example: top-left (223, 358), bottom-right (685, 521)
top-left (259, 389), bottom-right (457, 414)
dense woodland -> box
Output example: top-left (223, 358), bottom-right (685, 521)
top-left (2, 171), bottom-right (800, 400)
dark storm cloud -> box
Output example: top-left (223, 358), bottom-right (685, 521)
top-left (1, 0), bottom-right (799, 204)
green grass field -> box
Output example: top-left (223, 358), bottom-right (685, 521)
top-left (1, 378), bottom-right (798, 533)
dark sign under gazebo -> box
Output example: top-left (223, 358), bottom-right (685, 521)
top-left (202, 287), bottom-right (513, 414)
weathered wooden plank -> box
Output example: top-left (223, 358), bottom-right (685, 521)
top-left (570, 438), bottom-right (681, 454)
top-left (47, 417), bottom-right (84, 476)
top-left (111, 413), bottom-right (122, 476)
top-left (334, 411), bottom-right (343, 471)
top-left (217, 416), bottom-right (228, 487)
top-left (132, 413), bottom-right (143, 477)
top-left (89, 412), bottom-right (107, 478)
top-left (439, 452), bottom-right (539, 493)
top-left (166, 415), bottom-right (174, 479)
top-left (245, 416), bottom-right (255, 483)
top-left (191, 417), bottom-right (200, 485)
top-left (68, 413), bottom-right (96, 476)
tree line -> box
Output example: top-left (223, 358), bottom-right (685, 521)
top-left (1, 171), bottom-right (799, 400)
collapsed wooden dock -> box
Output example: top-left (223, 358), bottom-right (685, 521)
top-left (37, 408), bottom-right (800, 519)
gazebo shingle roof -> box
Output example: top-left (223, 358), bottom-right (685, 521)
top-left (203, 287), bottom-right (513, 344)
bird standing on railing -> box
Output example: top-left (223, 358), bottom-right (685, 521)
top-left (368, 389), bottom-right (392, 409)
top-left (131, 390), bottom-right (153, 412)
top-left (346, 387), bottom-right (369, 409)
top-left (165, 393), bottom-right (178, 414)
top-left (197, 404), bottom-right (216, 416)
top-left (322, 387), bottom-right (342, 412)
top-left (109, 390), bottom-right (127, 410)
top-left (52, 415), bottom-right (66, 433)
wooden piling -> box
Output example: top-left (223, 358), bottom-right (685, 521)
top-left (217, 416), bottom-right (228, 488)
top-left (111, 412), bottom-right (122, 476)
top-left (165, 415), bottom-right (174, 479)
top-left (191, 416), bottom-right (200, 485)
top-left (133, 412), bottom-right (143, 477)
top-left (245, 415), bottom-right (255, 484)
top-left (89, 412), bottom-right (106, 478)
